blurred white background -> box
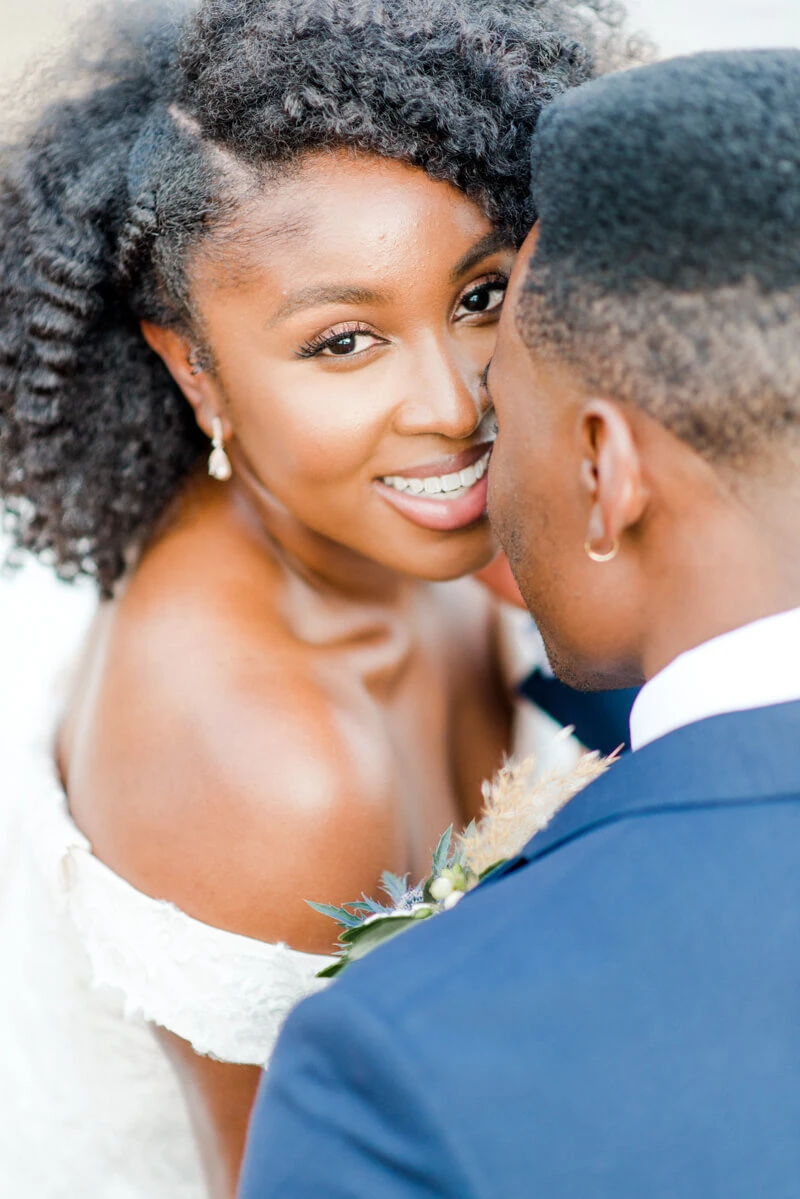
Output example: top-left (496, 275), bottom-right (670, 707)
top-left (1, 0), bottom-right (799, 750)
top-left (4, 0), bottom-right (800, 84)
top-left (626, 0), bottom-right (800, 55)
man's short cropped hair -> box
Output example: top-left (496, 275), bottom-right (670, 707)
top-left (518, 50), bottom-right (800, 461)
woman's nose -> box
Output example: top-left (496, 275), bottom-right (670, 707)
top-left (392, 338), bottom-right (489, 441)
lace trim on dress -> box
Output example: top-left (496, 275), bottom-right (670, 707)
top-left (34, 738), bottom-right (333, 1066)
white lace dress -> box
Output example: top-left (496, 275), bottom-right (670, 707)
top-left (0, 663), bottom-right (332, 1197)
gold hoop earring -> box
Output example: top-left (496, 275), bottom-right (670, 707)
top-left (584, 538), bottom-right (619, 563)
top-left (208, 417), bottom-right (232, 482)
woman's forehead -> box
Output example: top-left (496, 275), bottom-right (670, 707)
top-left (192, 151), bottom-right (502, 300)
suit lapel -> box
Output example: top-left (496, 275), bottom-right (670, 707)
top-left (488, 700), bottom-right (800, 881)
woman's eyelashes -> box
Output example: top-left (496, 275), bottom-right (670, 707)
top-left (295, 322), bottom-right (387, 360)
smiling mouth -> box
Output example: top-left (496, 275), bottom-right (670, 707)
top-left (379, 447), bottom-right (491, 501)
top-left (373, 443), bottom-right (493, 534)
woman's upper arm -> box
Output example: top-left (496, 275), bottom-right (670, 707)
top-left (156, 1029), bottom-right (263, 1199)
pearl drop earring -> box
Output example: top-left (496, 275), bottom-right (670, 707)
top-left (208, 417), bottom-right (232, 481)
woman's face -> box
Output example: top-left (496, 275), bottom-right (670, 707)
top-left (190, 152), bottom-right (515, 581)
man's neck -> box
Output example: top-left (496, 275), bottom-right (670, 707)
top-left (640, 484), bottom-right (800, 682)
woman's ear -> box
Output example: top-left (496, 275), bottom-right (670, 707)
top-left (578, 398), bottom-right (648, 554)
top-left (140, 322), bottom-right (230, 441)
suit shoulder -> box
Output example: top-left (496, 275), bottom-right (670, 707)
top-left (329, 794), bottom-right (800, 1022)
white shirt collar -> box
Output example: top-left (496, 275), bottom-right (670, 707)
top-left (629, 606), bottom-right (800, 751)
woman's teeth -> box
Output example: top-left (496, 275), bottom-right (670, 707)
top-left (381, 449), bottom-right (491, 498)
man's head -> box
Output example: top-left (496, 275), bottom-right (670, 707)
top-left (488, 50), bottom-right (800, 689)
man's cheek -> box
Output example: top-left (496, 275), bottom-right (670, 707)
top-left (486, 458), bottom-right (509, 538)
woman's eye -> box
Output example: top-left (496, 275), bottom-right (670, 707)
top-left (456, 281), bottom-right (508, 319)
top-left (323, 332), bottom-right (370, 356)
top-left (299, 329), bottom-right (384, 359)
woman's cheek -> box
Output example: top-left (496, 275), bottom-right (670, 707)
top-left (234, 367), bottom-right (391, 486)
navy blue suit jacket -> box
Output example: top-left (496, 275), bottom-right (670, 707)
top-left (240, 701), bottom-right (800, 1198)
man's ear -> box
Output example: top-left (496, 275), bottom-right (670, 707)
top-left (140, 321), bottom-right (230, 441)
top-left (578, 398), bottom-right (648, 553)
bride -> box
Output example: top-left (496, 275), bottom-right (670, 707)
top-left (0, 0), bottom-right (633, 1194)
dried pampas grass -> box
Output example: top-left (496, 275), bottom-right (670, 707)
top-left (458, 748), bottom-right (618, 878)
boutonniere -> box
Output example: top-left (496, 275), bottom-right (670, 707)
top-left (309, 747), bottom-right (617, 978)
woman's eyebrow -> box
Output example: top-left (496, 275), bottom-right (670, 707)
top-left (266, 232), bottom-right (514, 327)
top-left (450, 230), bottom-right (516, 281)
top-left (267, 284), bottom-right (387, 326)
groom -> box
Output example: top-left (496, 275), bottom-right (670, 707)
top-left (240, 50), bottom-right (800, 1197)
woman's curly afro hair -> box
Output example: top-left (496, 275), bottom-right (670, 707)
top-left (0, 0), bottom-right (638, 594)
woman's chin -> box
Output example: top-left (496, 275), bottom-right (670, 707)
top-left (354, 475), bottom-right (496, 581)
top-left (378, 517), bottom-right (497, 583)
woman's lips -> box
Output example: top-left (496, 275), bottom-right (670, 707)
top-left (374, 445), bottom-right (492, 533)
top-left (380, 441), bottom-right (493, 483)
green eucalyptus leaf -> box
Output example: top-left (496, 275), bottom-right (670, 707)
top-left (338, 913), bottom-right (431, 960)
top-left (316, 958), bottom-right (348, 979)
top-left (338, 915), bottom-right (404, 945)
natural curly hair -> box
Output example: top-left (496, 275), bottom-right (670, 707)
top-left (0, 0), bottom-right (638, 594)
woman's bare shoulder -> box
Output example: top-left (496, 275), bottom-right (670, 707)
top-left (62, 552), bottom-right (402, 954)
